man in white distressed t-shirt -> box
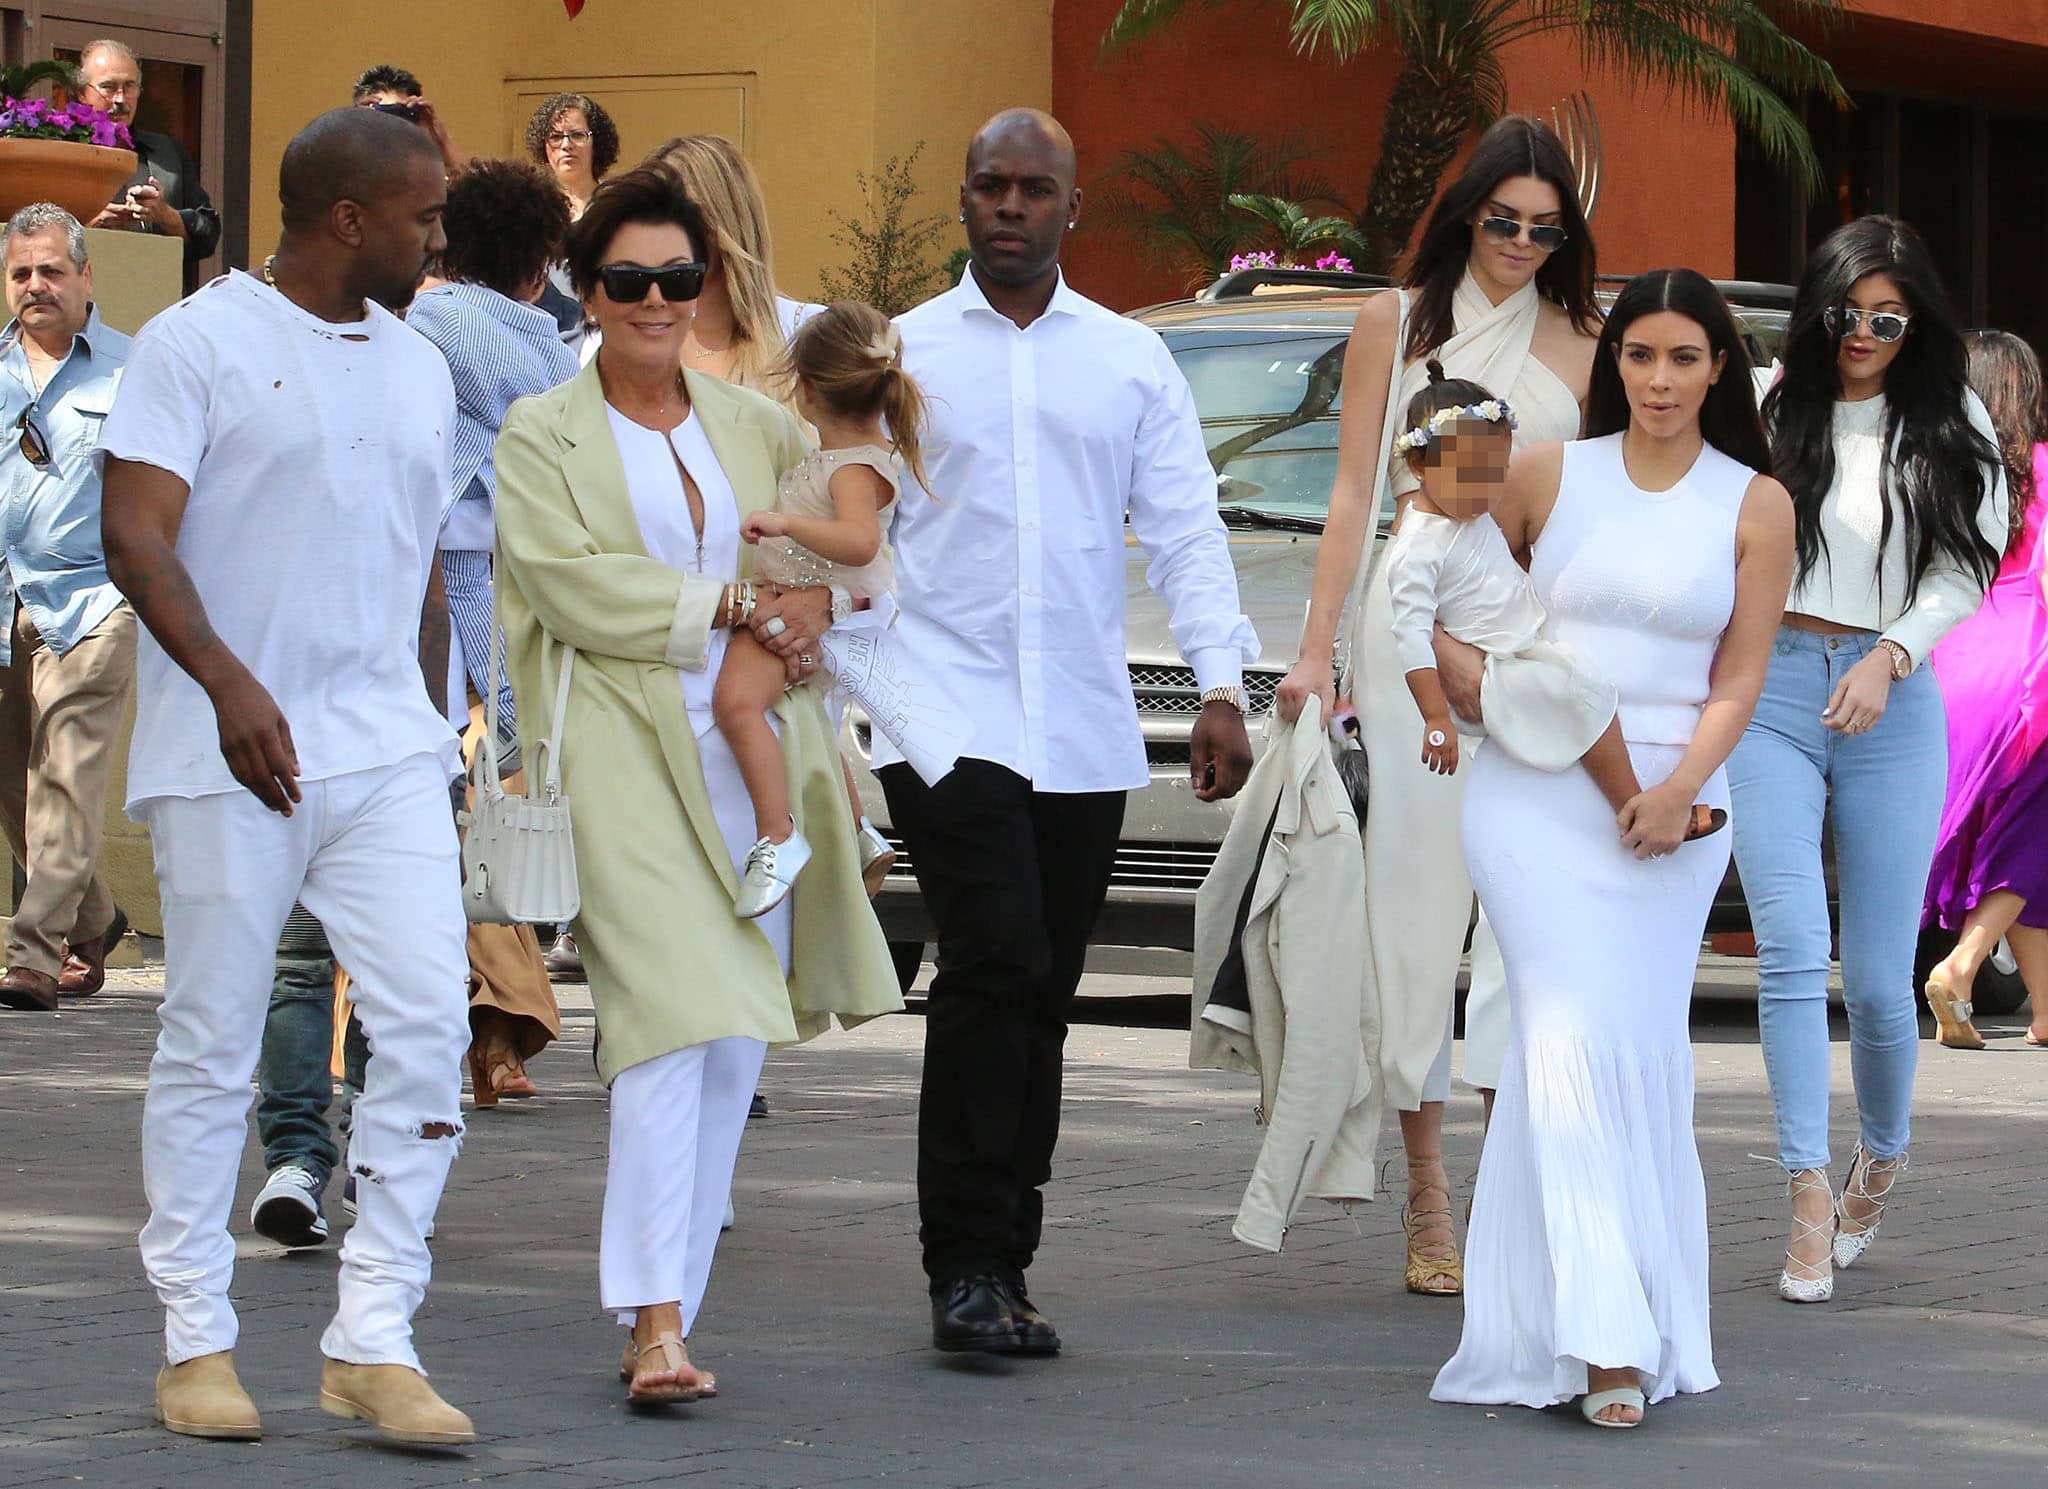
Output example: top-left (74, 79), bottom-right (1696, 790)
top-left (100, 108), bottom-right (474, 1448)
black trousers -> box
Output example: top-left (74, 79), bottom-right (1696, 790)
top-left (878, 759), bottom-right (1125, 1289)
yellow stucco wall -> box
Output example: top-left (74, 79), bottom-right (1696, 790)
top-left (249, 0), bottom-right (1054, 299)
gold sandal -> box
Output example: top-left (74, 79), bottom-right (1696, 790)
top-left (1402, 1159), bottom-right (1464, 1296)
top-left (620, 1332), bottom-right (703, 1404)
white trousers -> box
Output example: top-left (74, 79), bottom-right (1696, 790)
top-left (138, 756), bottom-right (470, 1367)
top-left (601, 1036), bottom-right (767, 1330)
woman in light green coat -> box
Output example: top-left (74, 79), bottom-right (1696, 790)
top-left (492, 165), bottom-right (901, 1407)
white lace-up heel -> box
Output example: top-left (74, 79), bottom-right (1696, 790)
top-left (1778, 1168), bottom-right (1836, 1303)
top-left (1833, 1144), bottom-right (1906, 1269)
top-left (735, 825), bottom-right (811, 920)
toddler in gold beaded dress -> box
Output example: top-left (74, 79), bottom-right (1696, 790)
top-left (716, 300), bottom-right (934, 919)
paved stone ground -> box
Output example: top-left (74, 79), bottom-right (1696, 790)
top-left (3, 968), bottom-right (2045, 1489)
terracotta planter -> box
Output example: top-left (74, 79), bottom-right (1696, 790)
top-left (0, 136), bottom-right (138, 225)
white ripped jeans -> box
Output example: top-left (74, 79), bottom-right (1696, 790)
top-left (137, 755), bottom-right (471, 1368)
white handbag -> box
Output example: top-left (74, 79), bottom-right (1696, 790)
top-left (460, 607), bottom-right (580, 926)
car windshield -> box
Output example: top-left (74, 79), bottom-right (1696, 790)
top-left (1165, 327), bottom-right (1348, 528)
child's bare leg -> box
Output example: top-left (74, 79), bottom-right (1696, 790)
top-left (712, 630), bottom-right (796, 843)
top-left (839, 752), bottom-right (866, 824)
top-left (1580, 718), bottom-right (1643, 817)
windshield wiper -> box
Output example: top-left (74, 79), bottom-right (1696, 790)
top-left (1219, 505), bottom-right (1325, 535)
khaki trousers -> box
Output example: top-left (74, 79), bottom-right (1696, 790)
top-left (0, 603), bottom-right (136, 976)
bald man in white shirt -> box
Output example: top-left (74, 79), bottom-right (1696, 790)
top-left (879, 109), bottom-right (1259, 1357)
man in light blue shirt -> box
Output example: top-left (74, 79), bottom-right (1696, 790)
top-left (0, 204), bottom-right (136, 1011)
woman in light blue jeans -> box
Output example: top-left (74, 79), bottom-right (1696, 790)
top-left (1732, 215), bottom-right (2007, 1305)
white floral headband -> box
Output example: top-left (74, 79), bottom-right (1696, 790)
top-left (1394, 398), bottom-right (1518, 453)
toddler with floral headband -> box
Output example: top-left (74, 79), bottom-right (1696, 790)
top-left (1384, 361), bottom-right (1726, 844)
top-left (716, 299), bottom-right (933, 919)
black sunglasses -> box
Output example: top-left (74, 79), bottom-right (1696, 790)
top-left (370, 100), bottom-right (424, 124)
top-left (1823, 306), bottom-right (1911, 344)
top-left (15, 408), bottom-right (50, 472)
top-left (596, 262), bottom-right (706, 305)
top-left (1477, 215), bottom-right (1568, 253)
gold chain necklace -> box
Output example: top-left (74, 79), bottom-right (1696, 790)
top-left (261, 254), bottom-right (277, 286)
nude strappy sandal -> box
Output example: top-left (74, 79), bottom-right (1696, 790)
top-left (1581, 1386), bottom-right (1646, 1428)
top-left (620, 1332), bottom-right (703, 1404)
top-left (1683, 805), bottom-right (1728, 841)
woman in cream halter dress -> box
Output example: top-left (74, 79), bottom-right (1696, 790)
top-left (1273, 117), bottom-right (1602, 1298)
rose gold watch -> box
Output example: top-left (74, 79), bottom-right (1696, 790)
top-left (1876, 638), bottom-right (1912, 680)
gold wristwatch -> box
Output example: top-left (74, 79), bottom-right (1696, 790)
top-left (1200, 685), bottom-right (1247, 713)
top-left (1876, 638), bottom-right (1912, 680)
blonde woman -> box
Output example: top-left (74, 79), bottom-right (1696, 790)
top-left (649, 134), bottom-right (820, 395)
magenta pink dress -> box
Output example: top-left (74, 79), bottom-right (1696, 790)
top-left (1925, 445), bottom-right (2048, 930)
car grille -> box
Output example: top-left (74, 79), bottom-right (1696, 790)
top-left (1131, 663), bottom-right (1282, 716)
top-left (877, 835), bottom-right (1218, 896)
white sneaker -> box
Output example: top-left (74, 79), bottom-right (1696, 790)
top-left (735, 828), bottom-right (811, 920)
top-left (857, 818), bottom-right (896, 898)
top-left (250, 1163), bottom-right (329, 1249)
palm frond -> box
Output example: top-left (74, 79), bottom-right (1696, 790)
top-left (1102, 0), bottom-right (1234, 54)
top-left (0, 58), bottom-right (77, 101)
top-left (1286, 0), bottom-right (1388, 58)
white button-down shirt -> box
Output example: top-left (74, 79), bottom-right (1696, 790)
top-left (878, 270), bottom-right (1258, 793)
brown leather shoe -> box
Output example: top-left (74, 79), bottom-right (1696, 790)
top-left (0, 967), bottom-right (60, 1012)
top-left (320, 1359), bottom-right (476, 1446)
top-left (59, 908), bottom-right (128, 998)
top-left (155, 1351), bottom-right (262, 1440)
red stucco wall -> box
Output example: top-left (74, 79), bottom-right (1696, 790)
top-left (1052, 0), bottom-right (2044, 311)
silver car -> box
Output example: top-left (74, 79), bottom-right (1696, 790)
top-left (847, 271), bottom-right (1796, 981)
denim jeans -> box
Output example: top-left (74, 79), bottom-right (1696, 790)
top-left (254, 908), bottom-right (369, 1189)
top-left (1728, 627), bottom-right (1947, 1171)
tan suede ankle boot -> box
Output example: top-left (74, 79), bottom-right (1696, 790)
top-left (155, 1351), bottom-right (261, 1439)
top-left (319, 1359), bottom-right (475, 1445)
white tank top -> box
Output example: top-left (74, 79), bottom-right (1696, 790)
top-left (1529, 434), bottom-right (1753, 745)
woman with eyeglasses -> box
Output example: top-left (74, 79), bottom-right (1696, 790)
top-left (1273, 116), bottom-right (1602, 1299)
top-left (491, 166), bottom-right (902, 1405)
top-left (1731, 216), bottom-right (2007, 1306)
top-left (1922, 331), bottom-right (2048, 1050)
top-left (527, 91), bottom-right (620, 356)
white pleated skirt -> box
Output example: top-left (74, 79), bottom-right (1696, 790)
top-left (1431, 739), bottom-right (1725, 1409)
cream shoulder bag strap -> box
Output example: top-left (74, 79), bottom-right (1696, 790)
top-left (1336, 287), bottom-right (1412, 701)
top-left (460, 587), bottom-right (580, 925)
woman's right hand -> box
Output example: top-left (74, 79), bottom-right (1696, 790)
top-left (1432, 625), bottom-right (1485, 726)
top-left (1274, 652), bottom-right (1335, 723)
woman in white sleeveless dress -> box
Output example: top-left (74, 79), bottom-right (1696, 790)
top-left (1275, 117), bottom-right (1599, 1296)
top-left (1429, 271), bottom-right (1794, 1427)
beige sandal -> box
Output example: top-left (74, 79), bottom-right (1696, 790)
top-left (1402, 1158), bottom-right (1464, 1297)
top-left (1924, 970), bottom-right (1985, 1050)
top-left (620, 1332), bottom-right (703, 1404)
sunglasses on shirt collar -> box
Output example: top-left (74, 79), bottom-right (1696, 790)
top-left (15, 407), bottom-right (51, 472)
top-left (596, 262), bottom-right (706, 305)
top-left (1823, 305), bottom-right (1912, 344)
top-left (1477, 215), bottom-right (1568, 253)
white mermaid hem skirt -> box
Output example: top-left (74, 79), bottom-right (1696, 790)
top-left (1431, 740), bottom-right (1724, 1409)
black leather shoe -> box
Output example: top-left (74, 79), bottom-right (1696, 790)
top-left (995, 1278), bottom-right (1061, 1356)
top-left (930, 1275), bottom-right (1021, 1354)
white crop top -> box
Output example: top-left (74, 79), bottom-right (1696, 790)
top-left (1783, 390), bottom-right (2008, 666)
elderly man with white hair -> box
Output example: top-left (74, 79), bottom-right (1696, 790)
top-left (76, 37), bottom-right (221, 270)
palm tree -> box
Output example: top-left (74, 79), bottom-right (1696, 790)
top-left (1227, 193), bottom-right (1374, 264)
top-left (1092, 122), bottom-right (1347, 288)
top-left (1, 59), bottom-right (77, 103)
top-left (1104, 1), bottom-right (1847, 272)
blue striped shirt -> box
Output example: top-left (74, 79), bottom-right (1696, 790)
top-left (406, 282), bottom-right (577, 537)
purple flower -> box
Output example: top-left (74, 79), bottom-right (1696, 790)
top-left (1314, 252), bottom-right (1355, 273)
top-left (90, 119), bottom-right (123, 148)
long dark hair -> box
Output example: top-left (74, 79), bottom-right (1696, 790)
top-left (1763, 216), bottom-right (2001, 598)
top-left (1963, 329), bottom-right (2044, 553)
top-left (1402, 116), bottom-right (1600, 362)
top-left (1585, 269), bottom-right (1771, 474)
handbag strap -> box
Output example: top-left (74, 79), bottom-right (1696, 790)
top-left (476, 556), bottom-right (576, 803)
